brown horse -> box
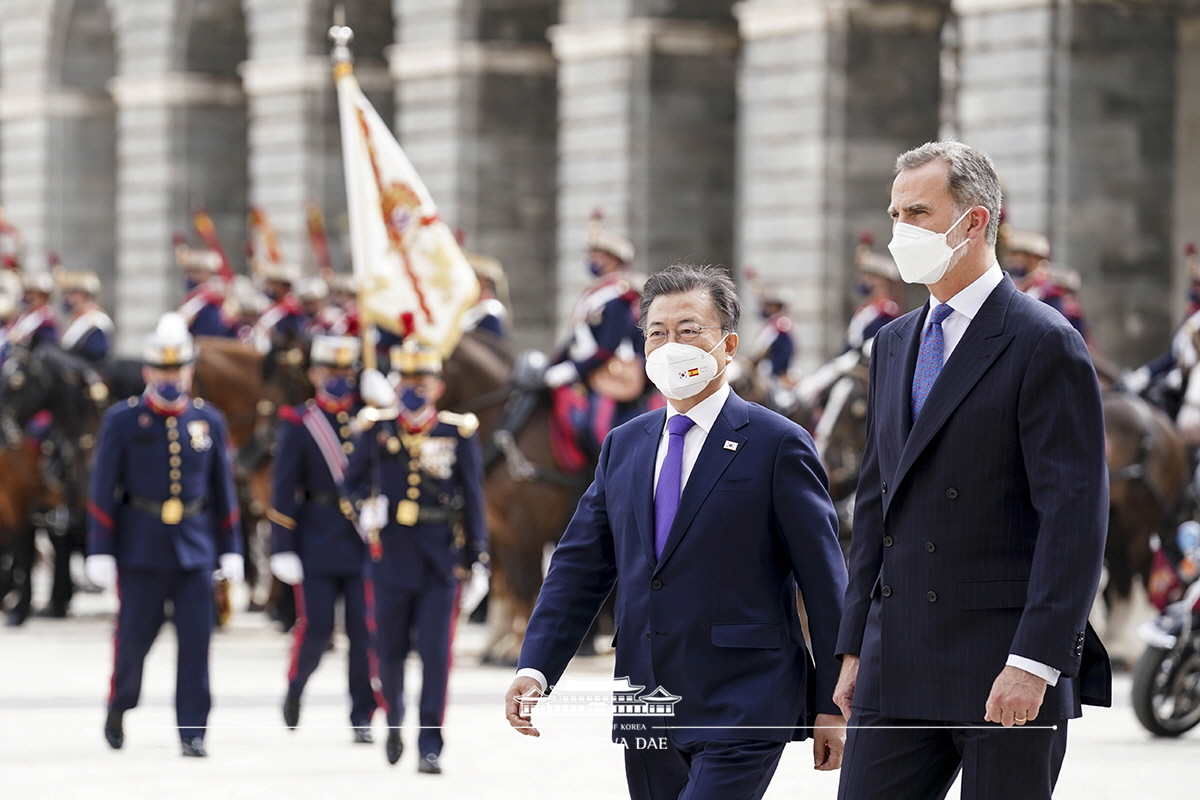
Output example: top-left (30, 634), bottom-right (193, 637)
top-left (0, 441), bottom-right (46, 624)
top-left (1101, 390), bottom-right (1189, 667)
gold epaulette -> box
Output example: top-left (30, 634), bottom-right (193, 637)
top-left (437, 410), bottom-right (479, 437)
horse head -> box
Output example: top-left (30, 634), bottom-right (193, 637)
top-left (0, 346), bottom-right (54, 445)
top-left (263, 338), bottom-right (313, 408)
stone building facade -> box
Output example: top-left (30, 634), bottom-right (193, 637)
top-left (0, 0), bottom-right (1193, 368)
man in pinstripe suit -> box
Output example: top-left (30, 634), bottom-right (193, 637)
top-left (834, 141), bottom-right (1111, 800)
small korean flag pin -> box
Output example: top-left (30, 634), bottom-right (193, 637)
top-left (724, 440), bottom-right (738, 451)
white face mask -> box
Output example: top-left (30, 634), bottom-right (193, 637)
top-left (887, 208), bottom-right (972, 285)
top-left (645, 334), bottom-right (729, 401)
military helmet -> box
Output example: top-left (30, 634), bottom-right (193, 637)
top-left (390, 338), bottom-right (442, 377)
top-left (55, 270), bottom-right (101, 296)
top-left (586, 213), bottom-right (635, 264)
top-left (144, 312), bottom-right (196, 368)
top-left (296, 276), bottom-right (329, 303)
top-left (1006, 230), bottom-right (1051, 259)
top-left (310, 334), bottom-right (361, 369)
top-left (21, 271), bottom-right (55, 295)
top-left (257, 259), bottom-right (300, 285)
top-left (857, 249), bottom-right (901, 282)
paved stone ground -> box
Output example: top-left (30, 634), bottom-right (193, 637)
top-left (1, 573), bottom-right (1196, 799)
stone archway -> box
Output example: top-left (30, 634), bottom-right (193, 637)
top-left (180, 0), bottom-right (249, 274)
top-left (48, 0), bottom-right (118, 309)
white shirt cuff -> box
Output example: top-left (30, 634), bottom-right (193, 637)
top-left (515, 668), bottom-right (548, 693)
top-left (1006, 655), bottom-right (1060, 686)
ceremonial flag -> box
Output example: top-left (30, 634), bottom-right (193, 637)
top-left (192, 209), bottom-right (235, 281)
top-left (307, 203), bottom-right (334, 275)
top-left (248, 206), bottom-right (283, 265)
top-left (333, 53), bottom-right (479, 357)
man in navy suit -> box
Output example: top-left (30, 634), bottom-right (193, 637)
top-left (834, 142), bottom-right (1110, 800)
top-left (85, 312), bottom-right (243, 758)
top-left (505, 263), bottom-right (848, 800)
top-left (269, 334), bottom-right (376, 744)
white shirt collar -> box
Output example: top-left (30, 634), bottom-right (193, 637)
top-left (664, 382), bottom-right (731, 435)
top-left (927, 261), bottom-right (1003, 328)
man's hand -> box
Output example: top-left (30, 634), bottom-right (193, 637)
top-left (812, 713), bottom-right (845, 771)
top-left (504, 676), bottom-right (543, 737)
top-left (833, 655), bottom-right (859, 721)
top-left (984, 665), bottom-right (1047, 727)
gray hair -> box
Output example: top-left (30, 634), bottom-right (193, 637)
top-left (896, 141), bottom-right (1003, 246)
top-left (639, 262), bottom-right (741, 332)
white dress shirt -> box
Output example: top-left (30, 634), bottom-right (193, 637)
top-left (926, 263), bottom-right (1060, 688)
top-left (653, 383), bottom-right (731, 496)
top-left (516, 383), bottom-right (734, 694)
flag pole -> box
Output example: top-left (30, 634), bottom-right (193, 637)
top-left (329, 9), bottom-right (376, 373)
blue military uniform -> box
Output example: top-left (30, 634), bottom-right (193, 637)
top-left (343, 383), bottom-right (487, 769)
top-left (270, 383), bottom-right (376, 735)
top-left (61, 303), bottom-right (113, 362)
top-left (86, 315), bottom-right (241, 756)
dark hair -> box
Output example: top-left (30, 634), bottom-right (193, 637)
top-left (895, 141), bottom-right (1003, 246)
top-left (639, 262), bottom-right (741, 331)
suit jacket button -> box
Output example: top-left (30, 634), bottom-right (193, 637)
top-left (927, 591), bottom-right (938, 602)
top-left (882, 482), bottom-right (888, 494)
top-left (925, 541), bottom-right (936, 552)
top-left (651, 579), bottom-right (663, 590)
top-left (882, 535), bottom-right (894, 547)
top-left (881, 585), bottom-right (892, 597)
top-left (946, 488), bottom-right (958, 499)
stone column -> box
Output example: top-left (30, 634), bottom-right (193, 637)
top-left (1, 0), bottom-right (119, 308)
top-left (734, 0), bottom-right (944, 372)
top-left (242, 0), bottom-right (393, 275)
top-left (392, 0), bottom-right (559, 351)
top-left (550, 4), bottom-right (739, 337)
top-left (955, 0), bottom-right (1178, 365)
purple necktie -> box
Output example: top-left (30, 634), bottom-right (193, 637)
top-left (911, 303), bottom-right (955, 419)
top-left (655, 414), bottom-right (696, 559)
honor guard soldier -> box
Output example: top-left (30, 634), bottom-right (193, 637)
top-left (462, 253), bottom-right (509, 338)
top-left (269, 334), bottom-right (377, 744)
top-left (176, 241), bottom-right (232, 339)
top-left (57, 270), bottom-right (113, 363)
top-left (749, 285), bottom-right (796, 384)
top-left (845, 246), bottom-right (902, 352)
top-left (347, 340), bottom-right (488, 773)
top-left (7, 271), bottom-right (59, 349)
top-left (252, 261), bottom-right (305, 351)
top-left (84, 312), bottom-right (243, 758)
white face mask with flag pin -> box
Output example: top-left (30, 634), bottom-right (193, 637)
top-left (645, 335), bottom-right (729, 401)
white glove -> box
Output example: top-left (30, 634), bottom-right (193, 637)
top-left (1180, 403), bottom-right (1200, 448)
top-left (1122, 365), bottom-right (1152, 395)
top-left (269, 552), bottom-right (304, 585)
top-left (360, 368), bottom-right (397, 409)
top-left (85, 554), bottom-right (117, 590)
top-left (543, 361), bottom-right (579, 389)
top-left (218, 552), bottom-right (245, 583)
top-left (357, 494), bottom-right (389, 535)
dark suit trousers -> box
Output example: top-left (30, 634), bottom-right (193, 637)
top-left (371, 575), bottom-right (459, 756)
top-left (838, 708), bottom-right (1067, 800)
top-left (109, 567), bottom-right (213, 742)
top-left (623, 738), bottom-right (786, 800)
top-left (286, 574), bottom-right (375, 727)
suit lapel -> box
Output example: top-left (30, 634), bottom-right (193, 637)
top-left (635, 409), bottom-right (667, 568)
top-left (879, 311), bottom-right (923, 492)
top-left (892, 278), bottom-right (1017, 495)
top-left (654, 393), bottom-right (749, 574)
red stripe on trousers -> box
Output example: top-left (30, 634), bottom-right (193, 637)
top-left (362, 578), bottom-right (388, 715)
top-left (286, 583), bottom-right (307, 683)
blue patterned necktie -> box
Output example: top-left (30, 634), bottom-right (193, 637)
top-left (655, 414), bottom-right (696, 559)
top-left (911, 303), bottom-right (955, 419)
